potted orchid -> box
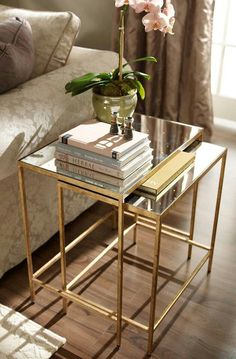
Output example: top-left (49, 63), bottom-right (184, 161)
top-left (65, 0), bottom-right (175, 123)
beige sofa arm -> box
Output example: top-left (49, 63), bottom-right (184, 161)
top-left (0, 46), bottom-right (119, 180)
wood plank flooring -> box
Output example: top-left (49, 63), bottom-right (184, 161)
top-left (0, 124), bottom-right (235, 359)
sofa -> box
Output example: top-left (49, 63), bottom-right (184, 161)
top-left (0, 4), bottom-right (119, 278)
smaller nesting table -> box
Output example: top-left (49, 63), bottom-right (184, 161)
top-left (124, 141), bottom-right (227, 354)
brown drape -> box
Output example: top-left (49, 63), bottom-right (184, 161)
top-left (112, 0), bottom-right (215, 139)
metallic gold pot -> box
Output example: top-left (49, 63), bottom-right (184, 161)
top-left (92, 91), bottom-right (138, 123)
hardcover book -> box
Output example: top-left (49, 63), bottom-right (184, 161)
top-left (135, 161), bottom-right (195, 201)
top-left (59, 119), bottom-right (149, 160)
top-left (55, 147), bottom-right (153, 179)
top-left (56, 139), bottom-right (151, 169)
top-left (139, 151), bottom-right (195, 195)
top-left (55, 160), bottom-right (152, 193)
top-left (55, 154), bottom-right (153, 187)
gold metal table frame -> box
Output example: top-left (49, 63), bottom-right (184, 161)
top-left (17, 118), bottom-right (226, 355)
top-left (18, 167), bottom-right (127, 348)
top-left (124, 143), bottom-right (227, 354)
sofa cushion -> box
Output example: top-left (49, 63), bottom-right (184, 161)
top-left (0, 5), bottom-right (81, 78)
top-left (0, 17), bottom-right (34, 94)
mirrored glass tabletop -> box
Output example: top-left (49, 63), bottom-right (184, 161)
top-left (125, 142), bottom-right (226, 216)
top-left (19, 114), bottom-right (203, 197)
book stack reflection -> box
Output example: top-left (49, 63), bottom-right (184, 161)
top-left (55, 119), bottom-right (153, 192)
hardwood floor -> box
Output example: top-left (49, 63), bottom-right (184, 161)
top-left (0, 124), bottom-right (236, 359)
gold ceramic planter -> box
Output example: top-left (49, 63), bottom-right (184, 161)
top-left (92, 91), bottom-right (138, 123)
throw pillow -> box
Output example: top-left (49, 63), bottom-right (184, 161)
top-left (0, 17), bottom-right (34, 94)
top-left (0, 5), bottom-right (81, 78)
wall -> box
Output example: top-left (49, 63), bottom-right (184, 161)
top-left (1, 0), bottom-right (115, 50)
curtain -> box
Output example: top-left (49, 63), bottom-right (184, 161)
top-left (112, 0), bottom-right (215, 140)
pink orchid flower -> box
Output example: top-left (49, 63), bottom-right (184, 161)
top-left (162, 1), bottom-right (175, 34)
top-left (142, 10), bottom-right (169, 32)
top-left (115, 0), bottom-right (136, 8)
top-left (162, 1), bottom-right (175, 19)
top-left (134, 0), bottom-right (163, 14)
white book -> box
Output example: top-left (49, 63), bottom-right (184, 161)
top-left (56, 139), bottom-right (151, 169)
top-left (59, 119), bottom-right (149, 159)
top-left (55, 154), bottom-right (153, 187)
top-left (56, 161), bottom-right (153, 193)
top-left (55, 147), bottom-right (153, 179)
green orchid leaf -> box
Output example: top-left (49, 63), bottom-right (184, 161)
top-left (122, 78), bottom-right (145, 99)
top-left (111, 68), bottom-right (121, 81)
top-left (134, 80), bottom-right (145, 100)
top-left (65, 74), bottom-right (97, 92)
top-left (121, 56), bottom-right (157, 72)
top-left (112, 56), bottom-right (157, 80)
top-left (69, 80), bottom-right (109, 96)
top-left (97, 72), bottom-right (113, 80)
top-left (123, 71), bottom-right (151, 80)
top-left (133, 71), bottom-right (151, 80)
top-left (125, 56), bottom-right (157, 65)
top-left (65, 73), bottom-right (111, 93)
top-left (67, 72), bottom-right (99, 85)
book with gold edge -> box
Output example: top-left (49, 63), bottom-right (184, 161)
top-left (134, 161), bottom-right (195, 201)
top-left (139, 151), bottom-right (195, 195)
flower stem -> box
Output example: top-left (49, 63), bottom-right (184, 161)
top-left (118, 9), bottom-right (125, 82)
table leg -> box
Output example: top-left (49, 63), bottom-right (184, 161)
top-left (133, 214), bottom-right (138, 244)
top-left (18, 166), bottom-right (35, 302)
top-left (117, 201), bottom-right (124, 347)
top-left (147, 216), bottom-right (162, 355)
top-left (208, 152), bottom-right (227, 273)
top-left (188, 182), bottom-right (199, 259)
top-left (112, 207), bottom-right (118, 230)
top-left (57, 183), bottom-right (68, 313)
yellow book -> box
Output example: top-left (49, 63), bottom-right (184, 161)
top-left (140, 151), bottom-right (195, 195)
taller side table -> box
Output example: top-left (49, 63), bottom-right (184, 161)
top-left (18, 165), bottom-right (126, 347)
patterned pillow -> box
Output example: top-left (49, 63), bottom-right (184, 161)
top-left (0, 17), bottom-right (34, 94)
top-left (0, 5), bottom-right (81, 78)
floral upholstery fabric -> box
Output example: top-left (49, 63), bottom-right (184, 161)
top-left (0, 46), bottom-right (119, 278)
top-left (0, 5), bottom-right (81, 78)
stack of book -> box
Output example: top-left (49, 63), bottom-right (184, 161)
top-left (55, 119), bottom-right (153, 192)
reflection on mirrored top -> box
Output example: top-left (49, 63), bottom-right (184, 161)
top-left (132, 114), bottom-right (202, 166)
top-left (20, 114), bottom-right (203, 196)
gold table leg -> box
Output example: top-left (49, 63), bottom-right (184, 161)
top-left (208, 152), bottom-right (227, 273)
top-left (112, 207), bottom-right (118, 230)
top-left (133, 214), bottom-right (138, 244)
top-left (147, 216), bottom-right (162, 355)
top-left (117, 200), bottom-right (124, 347)
top-left (188, 182), bottom-right (199, 259)
top-left (18, 166), bottom-right (35, 302)
top-left (57, 183), bottom-right (68, 313)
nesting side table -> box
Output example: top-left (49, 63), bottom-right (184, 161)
top-left (124, 141), bottom-right (227, 354)
top-left (18, 115), bottom-right (226, 354)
